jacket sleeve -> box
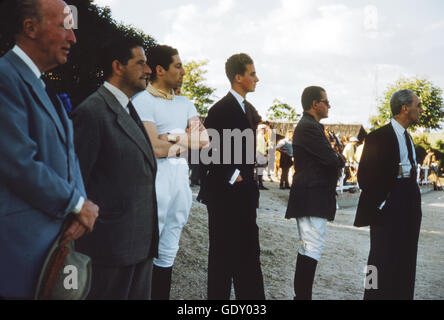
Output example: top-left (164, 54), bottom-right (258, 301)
top-left (71, 102), bottom-right (102, 186)
top-left (297, 122), bottom-right (345, 169)
top-left (357, 132), bottom-right (384, 191)
top-left (0, 73), bottom-right (82, 219)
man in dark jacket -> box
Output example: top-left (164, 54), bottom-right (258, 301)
top-left (285, 86), bottom-right (345, 299)
top-left (71, 38), bottom-right (158, 299)
top-left (199, 53), bottom-right (265, 300)
top-left (355, 89), bottom-right (423, 299)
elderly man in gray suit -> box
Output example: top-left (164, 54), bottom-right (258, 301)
top-left (71, 37), bottom-right (158, 300)
top-left (0, 0), bottom-right (99, 299)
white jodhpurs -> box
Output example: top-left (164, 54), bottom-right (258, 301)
top-left (296, 216), bottom-right (327, 262)
top-left (153, 158), bottom-right (192, 268)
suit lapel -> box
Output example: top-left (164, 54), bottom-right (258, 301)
top-left (98, 86), bottom-right (156, 173)
top-left (5, 51), bottom-right (67, 143)
top-left (387, 123), bottom-right (401, 164)
top-left (226, 92), bottom-right (250, 129)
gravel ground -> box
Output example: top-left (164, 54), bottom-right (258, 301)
top-left (171, 181), bottom-right (444, 300)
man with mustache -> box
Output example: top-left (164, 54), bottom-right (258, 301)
top-left (71, 38), bottom-right (158, 300)
top-left (0, 0), bottom-right (98, 299)
top-left (132, 45), bottom-right (208, 299)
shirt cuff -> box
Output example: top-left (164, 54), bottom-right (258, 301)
top-left (229, 169), bottom-right (241, 185)
top-left (72, 196), bottom-right (85, 214)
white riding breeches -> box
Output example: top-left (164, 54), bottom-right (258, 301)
top-left (296, 216), bottom-right (327, 262)
top-left (153, 158), bottom-right (192, 268)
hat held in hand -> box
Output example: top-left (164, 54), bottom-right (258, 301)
top-left (34, 216), bottom-right (92, 300)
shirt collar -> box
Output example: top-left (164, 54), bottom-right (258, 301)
top-left (104, 81), bottom-right (130, 110)
top-left (12, 44), bottom-right (43, 83)
top-left (229, 88), bottom-right (246, 112)
top-left (391, 118), bottom-right (406, 136)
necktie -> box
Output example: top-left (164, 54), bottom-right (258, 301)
top-left (127, 101), bottom-right (150, 144)
top-left (404, 130), bottom-right (417, 178)
top-left (42, 77), bottom-right (67, 130)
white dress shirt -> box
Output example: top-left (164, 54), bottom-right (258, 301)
top-left (230, 88), bottom-right (246, 113)
top-left (227, 89), bottom-right (248, 184)
top-left (12, 45), bottom-right (85, 213)
top-left (391, 118), bottom-right (417, 178)
top-left (12, 45), bottom-right (45, 88)
top-left (104, 81), bottom-right (130, 114)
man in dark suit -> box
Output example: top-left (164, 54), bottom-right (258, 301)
top-left (71, 38), bottom-right (158, 299)
top-left (0, 0), bottom-right (99, 299)
top-left (199, 53), bottom-right (265, 300)
top-left (285, 86), bottom-right (345, 300)
top-left (355, 89), bottom-right (424, 300)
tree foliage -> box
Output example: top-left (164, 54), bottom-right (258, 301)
top-left (369, 77), bottom-right (444, 131)
top-left (266, 99), bottom-right (300, 122)
top-left (0, 0), bottom-right (157, 108)
top-left (181, 60), bottom-right (215, 116)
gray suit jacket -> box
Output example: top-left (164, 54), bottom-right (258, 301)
top-left (0, 50), bottom-right (86, 298)
top-left (72, 85), bottom-right (158, 266)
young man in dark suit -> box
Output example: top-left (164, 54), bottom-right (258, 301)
top-left (199, 53), bottom-right (265, 300)
top-left (355, 89), bottom-right (424, 300)
top-left (285, 86), bottom-right (345, 300)
top-left (71, 38), bottom-right (158, 299)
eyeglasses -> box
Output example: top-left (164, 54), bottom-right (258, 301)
top-left (319, 100), bottom-right (331, 107)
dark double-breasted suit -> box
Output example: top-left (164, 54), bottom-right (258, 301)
top-left (198, 92), bottom-right (265, 300)
top-left (71, 85), bottom-right (158, 299)
top-left (355, 123), bottom-right (422, 300)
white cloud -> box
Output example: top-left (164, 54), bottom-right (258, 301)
top-left (87, 0), bottom-right (444, 129)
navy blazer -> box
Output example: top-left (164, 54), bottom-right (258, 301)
top-left (0, 50), bottom-right (86, 298)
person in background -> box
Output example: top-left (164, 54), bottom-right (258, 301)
top-left (256, 124), bottom-right (269, 190)
top-left (276, 130), bottom-right (294, 189)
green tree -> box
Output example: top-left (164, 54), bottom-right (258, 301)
top-left (181, 60), bottom-right (215, 116)
top-left (0, 0), bottom-right (157, 107)
top-left (369, 77), bottom-right (444, 131)
top-left (266, 99), bottom-right (300, 122)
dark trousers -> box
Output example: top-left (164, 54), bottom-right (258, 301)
top-left (280, 166), bottom-right (291, 187)
top-left (87, 257), bottom-right (153, 300)
top-left (206, 181), bottom-right (265, 300)
top-left (364, 179), bottom-right (422, 300)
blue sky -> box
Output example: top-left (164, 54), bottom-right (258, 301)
top-left (92, 0), bottom-right (444, 128)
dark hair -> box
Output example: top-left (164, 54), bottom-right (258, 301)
top-left (301, 86), bottom-right (326, 111)
top-left (0, 0), bottom-right (42, 38)
top-left (390, 89), bottom-right (414, 116)
top-left (101, 37), bottom-right (144, 80)
top-left (146, 45), bottom-right (178, 81)
top-left (225, 53), bottom-right (254, 84)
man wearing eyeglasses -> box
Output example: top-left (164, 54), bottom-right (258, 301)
top-left (285, 86), bottom-right (345, 300)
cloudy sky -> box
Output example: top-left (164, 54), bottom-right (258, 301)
top-left (92, 0), bottom-right (444, 128)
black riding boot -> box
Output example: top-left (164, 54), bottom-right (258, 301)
top-left (293, 253), bottom-right (318, 300)
top-left (151, 265), bottom-right (173, 300)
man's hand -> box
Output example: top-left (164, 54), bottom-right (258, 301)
top-left (60, 220), bottom-right (87, 247)
top-left (60, 200), bottom-right (99, 246)
top-left (235, 174), bottom-right (243, 183)
top-left (76, 200), bottom-right (99, 232)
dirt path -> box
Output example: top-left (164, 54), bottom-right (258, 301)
top-left (171, 182), bottom-right (444, 300)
